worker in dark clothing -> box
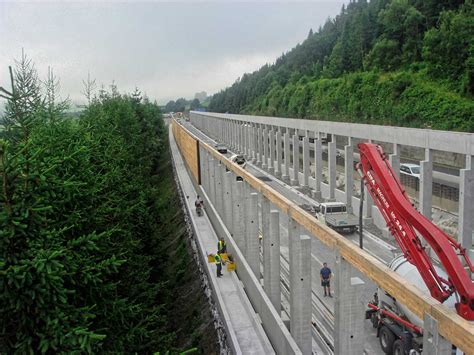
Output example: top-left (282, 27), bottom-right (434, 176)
top-left (320, 262), bottom-right (332, 297)
top-left (215, 253), bottom-right (223, 278)
top-left (218, 237), bottom-right (227, 254)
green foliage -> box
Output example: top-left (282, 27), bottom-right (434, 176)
top-left (210, 0), bottom-right (473, 132)
top-left (1, 58), bottom-right (217, 353)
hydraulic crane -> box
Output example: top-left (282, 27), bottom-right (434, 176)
top-left (357, 143), bottom-right (474, 320)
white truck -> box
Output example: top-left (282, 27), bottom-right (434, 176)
top-left (316, 202), bottom-right (358, 233)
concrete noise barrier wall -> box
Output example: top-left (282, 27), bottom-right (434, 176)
top-left (172, 119), bottom-right (474, 354)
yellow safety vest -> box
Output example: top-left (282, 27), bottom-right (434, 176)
top-left (215, 254), bottom-right (221, 264)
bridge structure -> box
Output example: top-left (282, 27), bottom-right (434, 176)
top-left (170, 113), bottom-right (474, 354)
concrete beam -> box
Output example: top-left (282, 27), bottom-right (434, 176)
top-left (289, 218), bottom-right (312, 355)
top-left (334, 251), bottom-right (365, 355)
top-left (264, 210), bottom-right (281, 314)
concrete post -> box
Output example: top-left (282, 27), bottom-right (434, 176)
top-left (289, 218), bottom-right (312, 354)
top-left (459, 155), bottom-right (474, 250)
top-left (246, 192), bottom-right (260, 278)
top-left (262, 128), bottom-right (269, 170)
top-left (334, 251), bottom-right (365, 355)
top-left (420, 148), bottom-right (433, 220)
top-left (344, 139), bottom-right (354, 213)
top-left (313, 137), bottom-right (323, 200)
top-left (283, 132), bottom-right (291, 183)
top-left (209, 156), bottom-right (216, 205)
top-left (252, 124), bottom-right (258, 163)
top-left (328, 141), bottom-right (337, 201)
top-left (363, 185), bottom-right (373, 223)
top-left (264, 210), bottom-right (281, 314)
top-left (389, 143), bottom-right (401, 179)
top-left (247, 124), bottom-right (252, 159)
top-left (215, 160), bottom-right (224, 215)
top-left (257, 127), bottom-right (263, 166)
top-left (422, 313), bottom-right (452, 354)
top-left (261, 195), bottom-right (271, 264)
top-left (201, 149), bottom-right (209, 193)
top-left (302, 136), bottom-right (309, 188)
top-left (291, 134), bottom-right (300, 186)
top-left (232, 179), bottom-right (246, 254)
top-left (269, 128), bottom-right (275, 174)
top-left (224, 171), bottom-right (234, 231)
top-left (275, 131), bottom-right (282, 178)
top-left (238, 123), bottom-right (243, 154)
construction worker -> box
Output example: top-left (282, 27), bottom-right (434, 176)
top-left (217, 237), bottom-right (227, 254)
top-left (320, 262), bottom-right (333, 297)
top-left (215, 253), bottom-right (223, 278)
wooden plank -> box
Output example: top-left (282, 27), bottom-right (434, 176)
top-left (173, 120), bottom-right (474, 353)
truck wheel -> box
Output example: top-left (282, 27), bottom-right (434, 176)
top-left (379, 326), bottom-right (396, 354)
top-left (392, 340), bottom-right (405, 355)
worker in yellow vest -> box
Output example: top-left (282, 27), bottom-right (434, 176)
top-left (218, 237), bottom-right (227, 254)
top-left (215, 253), bottom-right (223, 278)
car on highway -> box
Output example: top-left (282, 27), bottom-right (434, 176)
top-left (215, 143), bottom-right (227, 154)
top-left (400, 163), bottom-right (420, 179)
top-left (230, 154), bottom-right (247, 168)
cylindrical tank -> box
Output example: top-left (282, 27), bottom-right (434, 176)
top-left (378, 255), bottom-right (457, 329)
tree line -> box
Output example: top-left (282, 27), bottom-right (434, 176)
top-left (209, 0), bottom-right (474, 132)
top-left (0, 55), bottom-right (217, 353)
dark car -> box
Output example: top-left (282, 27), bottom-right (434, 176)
top-left (215, 144), bottom-right (228, 154)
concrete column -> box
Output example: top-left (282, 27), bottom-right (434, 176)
top-left (262, 128), bottom-right (269, 170)
top-left (261, 195), bottom-right (271, 262)
top-left (283, 132), bottom-right (291, 182)
top-left (201, 150), bottom-right (209, 193)
top-left (209, 156), bottom-right (216, 205)
top-left (328, 141), bottom-right (337, 201)
top-left (459, 155), bottom-right (474, 250)
top-left (264, 210), bottom-right (281, 314)
top-left (313, 137), bottom-right (323, 199)
top-left (422, 313), bottom-right (452, 354)
top-left (289, 218), bottom-right (312, 354)
top-left (363, 185), bottom-right (373, 223)
top-left (215, 160), bottom-right (224, 215)
top-left (246, 192), bottom-right (260, 278)
top-left (275, 131), bottom-right (282, 178)
top-left (389, 143), bottom-right (401, 179)
top-left (232, 179), bottom-right (246, 253)
top-left (334, 251), bottom-right (365, 355)
top-left (247, 124), bottom-right (252, 159)
top-left (256, 127), bottom-right (262, 166)
top-left (302, 136), bottom-right (309, 187)
top-left (252, 124), bottom-right (258, 163)
top-left (344, 139), bottom-right (354, 213)
top-left (238, 123), bottom-right (243, 154)
top-left (269, 128), bottom-right (275, 174)
top-left (224, 171), bottom-right (234, 231)
top-left (291, 134), bottom-right (300, 186)
top-left (420, 148), bottom-right (433, 220)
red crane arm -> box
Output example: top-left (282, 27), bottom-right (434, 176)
top-left (357, 143), bottom-right (474, 320)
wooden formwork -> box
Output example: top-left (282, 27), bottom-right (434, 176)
top-left (172, 121), bottom-right (201, 184)
top-left (171, 119), bottom-right (474, 354)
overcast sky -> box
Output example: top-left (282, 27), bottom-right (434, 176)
top-left (0, 1), bottom-right (345, 105)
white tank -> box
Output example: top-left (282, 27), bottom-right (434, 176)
top-left (379, 255), bottom-right (458, 329)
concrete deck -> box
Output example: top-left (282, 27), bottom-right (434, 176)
top-left (169, 125), bottom-right (275, 355)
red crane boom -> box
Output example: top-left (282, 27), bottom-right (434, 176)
top-left (357, 143), bottom-right (474, 320)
